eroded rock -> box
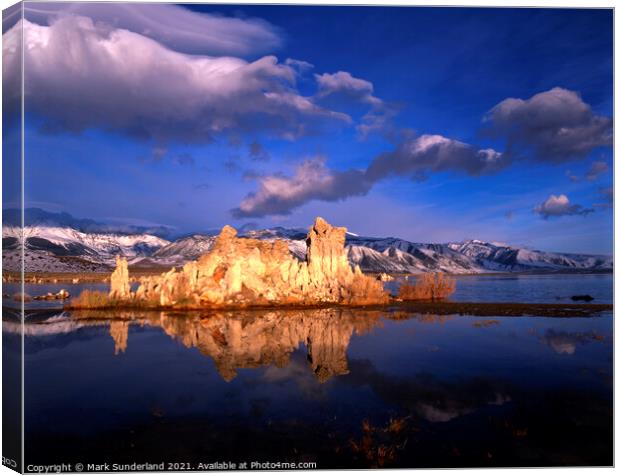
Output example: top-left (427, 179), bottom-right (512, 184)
top-left (108, 217), bottom-right (388, 308)
top-left (109, 256), bottom-right (131, 300)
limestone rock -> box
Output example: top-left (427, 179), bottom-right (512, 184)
top-left (111, 217), bottom-right (388, 308)
top-left (109, 256), bottom-right (131, 300)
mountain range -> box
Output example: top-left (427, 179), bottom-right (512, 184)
top-left (2, 208), bottom-right (612, 274)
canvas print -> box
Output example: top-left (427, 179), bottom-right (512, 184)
top-left (2, 2), bottom-right (613, 472)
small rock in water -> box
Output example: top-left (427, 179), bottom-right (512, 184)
top-left (570, 294), bottom-right (594, 302)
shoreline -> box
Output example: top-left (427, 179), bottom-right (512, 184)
top-left (4, 301), bottom-right (612, 319)
top-left (2, 268), bottom-right (613, 284)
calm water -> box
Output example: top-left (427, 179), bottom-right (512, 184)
top-left (383, 273), bottom-right (613, 304)
top-left (3, 273), bottom-right (614, 310)
top-left (5, 305), bottom-right (612, 469)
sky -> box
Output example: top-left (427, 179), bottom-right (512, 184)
top-left (2, 4), bottom-right (613, 253)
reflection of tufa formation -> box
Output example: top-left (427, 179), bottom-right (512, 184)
top-left (99, 308), bottom-right (381, 383)
top-left (110, 217), bottom-right (387, 308)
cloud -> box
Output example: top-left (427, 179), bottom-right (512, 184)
top-left (23, 3), bottom-right (282, 56)
top-left (3, 16), bottom-right (349, 144)
top-left (484, 87), bottom-right (612, 162)
top-left (234, 133), bottom-right (505, 217)
top-left (585, 160), bottom-right (609, 181)
top-left (315, 71), bottom-right (382, 106)
top-left (285, 58), bottom-right (314, 73)
top-left (231, 157), bottom-right (372, 218)
top-left (248, 141), bottom-right (271, 162)
top-left (314, 71), bottom-right (398, 138)
top-left (366, 134), bottom-right (507, 181)
top-left (534, 194), bottom-right (594, 219)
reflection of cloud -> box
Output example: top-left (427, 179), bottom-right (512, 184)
top-left (542, 329), bottom-right (604, 355)
top-left (343, 359), bottom-right (512, 424)
top-left (260, 352), bottom-right (330, 401)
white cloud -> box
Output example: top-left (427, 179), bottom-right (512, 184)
top-left (534, 194), bottom-right (593, 219)
top-left (23, 3), bottom-right (282, 56)
top-left (3, 16), bottom-right (348, 144)
top-left (367, 134), bottom-right (507, 180)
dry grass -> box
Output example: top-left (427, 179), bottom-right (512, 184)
top-left (398, 272), bottom-right (456, 301)
top-left (68, 290), bottom-right (113, 309)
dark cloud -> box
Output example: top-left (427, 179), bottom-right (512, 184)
top-left (366, 133), bottom-right (507, 181)
top-left (248, 141), bottom-right (271, 162)
top-left (4, 16), bottom-right (349, 145)
top-left (534, 194), bottom-right (594, 219)
top-left (484, 87), bottom-right (612, 162)
top-left (23, 3), bottom-right (282, 56)
top-left (231, 157), bottom-right (372, 218)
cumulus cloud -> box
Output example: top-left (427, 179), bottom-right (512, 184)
top-left (234, 133), bottom-right (506, 217)
top-left (314, 70), bottom-right (398, 138)
top-left (23, 3), bottom-right (282, 56)
top-left (534, 194), bottom-right (594, 219)
top-left (484, 87), bottom-right (612, 162)
top-left (366, 134), bottom-right (507, 181)
top-left (315, 71), bottom-right (382, 106)
top-left (3, 16), bottom-right (349, 144)
top-left (231, 157), bottom-right (372, 218)
top-left (585, 160), bottom-right (609, 181)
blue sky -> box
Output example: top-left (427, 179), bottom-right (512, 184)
top-left (2, 4), bottom-right (613, 253)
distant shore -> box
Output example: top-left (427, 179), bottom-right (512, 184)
top-left (2, 268), bottom-right (613, 284)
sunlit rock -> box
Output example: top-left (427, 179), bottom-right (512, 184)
top-left (110, 217), bottom-right (388, 308)
top-left (109, 256), bottom-right (131, 300)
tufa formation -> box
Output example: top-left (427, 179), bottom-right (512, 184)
top-left (106, 217), bottom-right (388, 308)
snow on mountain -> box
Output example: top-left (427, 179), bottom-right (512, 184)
top-left (449, 239), bottom-right (612, 271)
top-left (2, 214), bottom-right (612, 274)
top-left (152, 235), bottom-right (216, 263)
top-left (3, 225), bottom-right (169, 261)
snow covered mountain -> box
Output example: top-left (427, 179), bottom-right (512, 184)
top-left (2, 210), bottom-right (612, 274)
top-left (448, 239), bottom-right (612, 272)
top-left (152, 235), bottom-right (216, 264)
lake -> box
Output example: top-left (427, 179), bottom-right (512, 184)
top-left (5, 303), bottom-right (613, 469)
top-left (3, 273), bottom-right (614, 310)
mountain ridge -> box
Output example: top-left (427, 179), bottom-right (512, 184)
top-left (1, 209), bottom-right (612, 274)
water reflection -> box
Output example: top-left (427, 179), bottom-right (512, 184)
top-left (11, 308), bottom-right (613, 467)
top-left (63, 308), bottom-right (385, 383)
